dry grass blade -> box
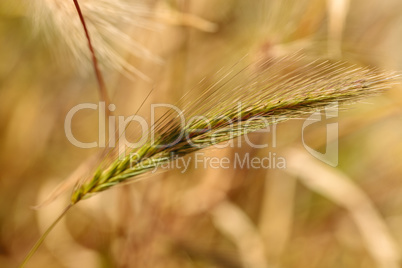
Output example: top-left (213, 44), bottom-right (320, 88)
top-left (285, 148), bottom-right (401, 268)
top-left (212, 201), bottom-right (269, 268)
top-left (327, 0), bottom-right (350, 58)
top-left (71, 55), bottom-right (400, 204)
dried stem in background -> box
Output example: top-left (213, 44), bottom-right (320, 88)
top-left (72, 0), bottom-right (110, 107)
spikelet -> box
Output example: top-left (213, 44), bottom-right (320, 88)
top-left (71, 55), bottom-right (399, 203)
top-left (28, 0), bottom-right (161, 79)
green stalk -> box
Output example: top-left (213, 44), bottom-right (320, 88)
top-left (19, 205), bottom-right (73, 268)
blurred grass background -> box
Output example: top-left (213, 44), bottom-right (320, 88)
top-left (1, 0), bottom-right (402, 267)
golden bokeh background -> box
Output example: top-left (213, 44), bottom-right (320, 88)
top-left (1, 0), bottom-right (402, 267)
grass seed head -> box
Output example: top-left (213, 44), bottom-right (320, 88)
top-left (71, 55), bottom-right (400, 204)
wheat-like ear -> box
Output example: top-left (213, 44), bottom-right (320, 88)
top-left (70, 55), bottom-right (400, 204)
top-left (19, 54), bottom-right (399, 267)
top-left (28, 0), bottom-right (161, 80)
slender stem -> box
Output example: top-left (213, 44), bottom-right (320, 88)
top-left (72, 0), bottom-right (111, 107)
top-left (19, 205), bottom-right (73, 268)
